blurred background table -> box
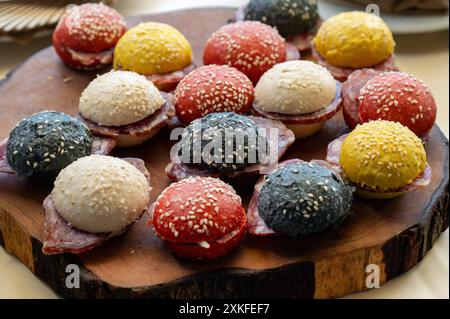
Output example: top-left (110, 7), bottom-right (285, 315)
top-left (0, 0), bottom-right (448, 299)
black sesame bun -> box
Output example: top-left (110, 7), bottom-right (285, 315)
top-left (244, 0), bottom-right (319, 37)
top-left (166, 115), bottom-right (296, 185)
top-left (253, 159), bottom-right (353, 237)
top-left (179, 112), bottom-right (268, 173)
top-left (6, 111), bottom-right (92, 178)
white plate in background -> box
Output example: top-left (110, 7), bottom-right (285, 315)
top-left (319, 0), bottom-right (449, 34)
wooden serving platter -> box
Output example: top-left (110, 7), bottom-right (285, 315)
top-left (0, 8), bottom-right (448, 299)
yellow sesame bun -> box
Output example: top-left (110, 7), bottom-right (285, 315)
top-left (340, 120), bottom-right (426, 192)
top-left (113, 22), bottom-right (193, 75)
top-left (79, 70), bottom-right (164, 126)
top-left (52, 155), bottom-right (150, 234)
top-left (313, 11), bottom-right (395, 68)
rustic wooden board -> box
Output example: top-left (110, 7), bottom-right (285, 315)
top-left (0, 8), bottom-right (448, 299)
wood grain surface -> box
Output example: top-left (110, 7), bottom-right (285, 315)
top-left (0, 8), bottom-right (448, 299)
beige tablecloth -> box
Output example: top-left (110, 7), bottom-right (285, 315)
top-left (0, 0), bottom-right (448, 299)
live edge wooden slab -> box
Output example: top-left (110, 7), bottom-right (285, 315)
top-left (0, 8), bottom-right (448, 299)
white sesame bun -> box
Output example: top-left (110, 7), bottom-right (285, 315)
top-left (113, 129), bottom-right (160, 148)
top-left (79, 70), bottom-right (165, 126)
top-left (255, 61), bottom-right (336, 115)
top-left (52, 155), bottom-right (150, 234)
top-left (285, 122), bottom-right (325, 139)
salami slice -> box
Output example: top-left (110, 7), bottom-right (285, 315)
top-left (0, 135), bottom-right (116, 175)
top-left (312, 45), bottom-right (398, 82)
top-left (326, 134), bottom-right (432, 193)
top-left (233, 6), bottom-right (246, 22)
top-left (285, 42), bottom-right (301, 61)
top-left (42, 157), bottom-right (151, 255)
top-left (252, 82), bottom-right (342, 124)
top-left (325, 134), bottom-right (347, 172)
top-left (286, 19), bottom-right (322, 52)
top-left (42, 195), bottom-right (110, 255)
top-left (341, 69), bottom-right (382, 129)
top-left (247, 178), bottom-right (276, 235)
top-left (165, 116), bottom-right (296, 181)
top-left (286, 33), bottom-right (315, 52)
top-left (91, 136), bottom-right (117, 155)
top-left (144, 63), bottom-right (195, 92)
top-left (78, 93), bottom-right (175, 138)
top-left (65, 46), bottom-right (113, 70)
top-left (0, 139), bottom-right (14, 174)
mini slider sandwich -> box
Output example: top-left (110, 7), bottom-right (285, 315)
top-left (165, 112), bottom-right (295, 182)
top-left (173, 65), bottom-right (254, 124)
top-left (78, 70), bottom-right (175, 147)
top-left (151, 176), bottom-right (246, 259)
top-left (0, 111), bottom-right (115, 178)
top-left (247, 159), bottom-right (354, 236)
top-left (326, 120), bottom-right (432, 199)
top-left (42, 155), bottom-right (151, 255)
top-left (312, 11), bottom-right (397, 81)
top-left (252, 60), bottom-right (342, 138)
top-left (236, 0), bottom-right (322, 51)
top-left (342, 71), bottom-right (437, 136)
top-left (114, 22), bottom-right (195, 91)
top-left (203, 21), bottom-right (300, 84)
top-left (52, 3), bottom-right (126, 70)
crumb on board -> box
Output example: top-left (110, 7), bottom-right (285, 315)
top-left (63, 77), bottom-right (73, 83)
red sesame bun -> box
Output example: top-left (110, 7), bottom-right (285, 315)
top-left (52, 3), bottom-right (126, 70)
top-left (358, 72), bottom-right (437, 137)
top-left (173, 65), bottom-right (254, 124)
top-left (203, 21), bottom-right (286, 84)
top-left (152, 177), bottom-right (246, 259)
